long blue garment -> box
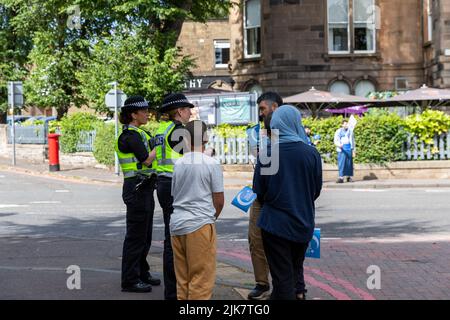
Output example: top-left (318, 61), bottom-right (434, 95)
top-left (338, 149), bottom-right (353, 177)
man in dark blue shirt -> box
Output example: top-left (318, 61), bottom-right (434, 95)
top-left (254, 105), bottom-right (322, 300)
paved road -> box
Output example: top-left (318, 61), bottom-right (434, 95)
top-left (1, 171), bottom-right (449, 299)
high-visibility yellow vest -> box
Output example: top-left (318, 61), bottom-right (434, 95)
top-left (115, 125), bottom-right (156, 179)
top-left (154, 121), bottom-right (183, 177)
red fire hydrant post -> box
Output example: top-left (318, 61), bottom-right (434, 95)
top-left (48, 133), bottom-right (61, 172)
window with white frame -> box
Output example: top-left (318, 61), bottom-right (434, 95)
top-left (214, 40), bottom-right (230, 68)
top-left (328, 0), bottom-right (350, 53)
top-left (354, 0), bottom-right (376, 52)
top-left (244, 0), bottom-right (261, 58)
top-left (327, 0), bottom-right (376, 54)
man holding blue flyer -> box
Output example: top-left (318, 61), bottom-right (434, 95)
top-left (254, 105), bottom-right (322, 300)
top-left (247, 92), bottom-right (283, 300)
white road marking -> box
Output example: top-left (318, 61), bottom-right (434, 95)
top-left (55, 190), bottom-right (70, 193)
top-left (352, 189), bottom-right (386, 192)
top-left (29, 201), bottom-right (62, 204)
top-left (0, 204), bottom-right (29, 208)
top-left (425, 189), bottom-right (450, 193)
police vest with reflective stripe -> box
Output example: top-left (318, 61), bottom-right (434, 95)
top-left (115, 125), bottom-right (156, 179)
top-left (155, 121), bottom-right (183, 177)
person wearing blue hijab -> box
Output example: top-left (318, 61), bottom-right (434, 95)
top-left (253, 105), bottom-right (323, 300)
top-left (270, 105), bottom-right (309, 144)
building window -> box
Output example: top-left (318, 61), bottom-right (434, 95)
top-left (425, 0), bottom-right (433, 42)
top-left (355, 80), bottom-right (376, 97)
top-left (327, 0), bottom-right (376, 54)
top-left (395, 77), bottom-right (409, 91)
top-left (329, 80), bottom-right (351, 94)
top-left (247, 84), bottom-right (263, 98)
top-left (244, 0), bottom-right (261, 58)
top-left (328, 0), bottom-right (350, 53)
top-left (214, 40), bottom-right (230, 69)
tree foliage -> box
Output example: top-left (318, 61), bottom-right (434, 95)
top-left (0, 0), bottom-right (232, 120)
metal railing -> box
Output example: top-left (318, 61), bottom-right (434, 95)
top-left (76, 130), bottom-right (97, 152)
top-left (7, 125), bottom-right (47, 144)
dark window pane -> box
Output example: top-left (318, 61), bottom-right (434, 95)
top-left (329, 27), bottom-right (348, 51)
top-left (354, 26), bottom-right (374, 51)
top-left (215, 48), bottom-right (222, 64)
top-left (246, 27), bottom-right (261, 56)
top-left (222, 48), bottom-right (230, 64)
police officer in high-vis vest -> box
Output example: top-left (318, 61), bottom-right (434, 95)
top-left (155, 93), bottom-right (193, 300)
top-left (116, 96), bottom-right (161, 293)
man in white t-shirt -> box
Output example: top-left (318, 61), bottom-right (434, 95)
top-left (170, 120), bottom-right (224, 300)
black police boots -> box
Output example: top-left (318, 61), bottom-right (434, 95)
top-left (141, 274), bottom-right (161, 286)
top-left (122, 281), bottom-right (152, 293)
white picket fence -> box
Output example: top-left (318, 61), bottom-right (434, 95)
top-left (206, 134), bottom-right (251, 164)
top-left (404, 132), bottom-right (450, 160)
top-left (207, 132), bottom-right (450, 164)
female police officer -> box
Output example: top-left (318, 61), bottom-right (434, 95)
top-left (115, 96), bottom-right (161, 293)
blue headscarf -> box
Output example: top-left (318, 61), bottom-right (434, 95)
top-left (270, 105), bottom-right (308, 144)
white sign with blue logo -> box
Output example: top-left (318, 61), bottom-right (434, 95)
top-left (306, 228), bottom-right (321, 259)
top-left (231, 186), bottom-right (257, 213)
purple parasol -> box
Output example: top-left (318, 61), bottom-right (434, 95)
top-left (325, 105), bottom-right (368, 115)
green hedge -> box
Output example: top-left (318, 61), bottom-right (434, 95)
top-left (93, 123), bottom-right (116, 166)
top-left (86, 110), bottom-right (450, 166)
top-left (92, 121), bottom-right (161, 166)
top-left (303, 111), bottom-right (409, 164)
top-left (353, 111), bottom-right (408, 164)
top-left (59, 113), bottom-right (101, 153)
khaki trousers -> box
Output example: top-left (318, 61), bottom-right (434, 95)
top-left (171, 223), bottom-right (217, 300)
top-left (248, 199), bottom-right (270, 286)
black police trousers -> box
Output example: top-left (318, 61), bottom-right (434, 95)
top-left (121, 177), bottom-right (155, 288)
top-left (156, 176), bottom-right (177, 300)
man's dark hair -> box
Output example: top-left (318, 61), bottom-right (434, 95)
top-left (257, 92), bottom-right (283, 107)
top-left (185, 120), bottom-right (208, 147)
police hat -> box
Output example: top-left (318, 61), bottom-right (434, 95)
top-left (158, 93), bottom-right (194, 114)
top-left (121, 96), bottom-right (150, 112)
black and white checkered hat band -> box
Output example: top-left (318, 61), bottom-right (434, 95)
top-left (124, 101), bottom-right (148, 108)
top-left (162, 99), bottom-right (190, 109)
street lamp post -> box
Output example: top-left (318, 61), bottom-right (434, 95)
top-left (10, 82), bottom-right (16, 166)
top-left (110, 81), bottom-right (120, 176)
top-left (105, 82), bottom-right (126, 176)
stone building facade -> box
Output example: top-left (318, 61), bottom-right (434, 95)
top-left (177, 0), bottom-right (450, 97)
top-left (424, 0), bottom-right (450, 88)
top-left (177, 19), bottom-right (235, 93)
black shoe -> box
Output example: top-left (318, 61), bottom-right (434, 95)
top-left (141, 274), bottom-right (161, 286)
top-left (122, 281), bottom-right (152, 293)
top-left (336, 178), bottom-right (344, 184)
top-left (347, 177), bottom-right (353, 183)
top-left (248, 284), bottom-right (270, 300)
